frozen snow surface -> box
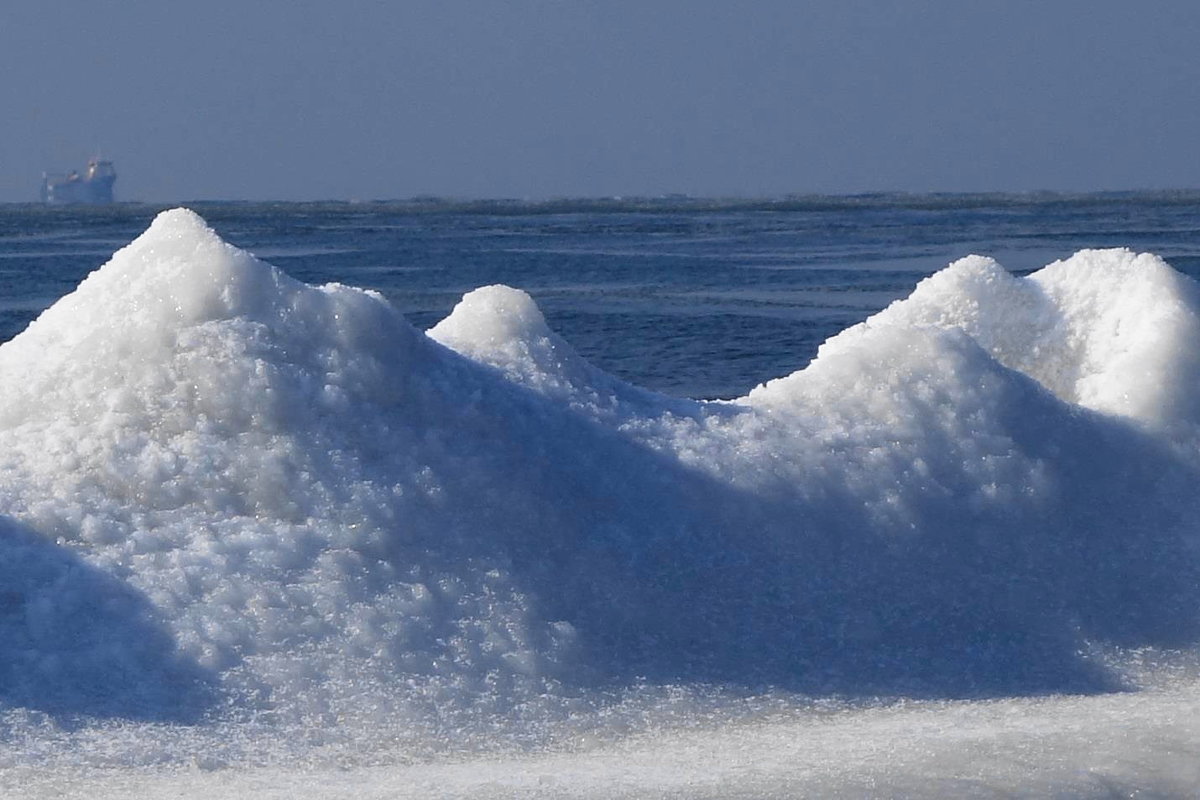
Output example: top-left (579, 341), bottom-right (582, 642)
top-left (2, 209), bottom-right (1200, 797)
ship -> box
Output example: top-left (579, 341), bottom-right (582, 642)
top-left (41, 158), bottom-right (117, 204)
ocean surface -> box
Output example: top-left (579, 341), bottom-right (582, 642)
top-left (7, 193), bottom-right (1200, 398)
top-left (2, 194), bottom-right (1200, 798)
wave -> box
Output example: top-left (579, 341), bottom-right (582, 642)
top-left (0, 209), bottom-right (1197, 763)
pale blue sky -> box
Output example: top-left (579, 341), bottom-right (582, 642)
top-left (3, 1), bottom-right (1199, 202)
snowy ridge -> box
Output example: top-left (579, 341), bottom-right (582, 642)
top-left (428, 283), bottom-right (705, 424)
top-left (0, 210), bottom-right (1198, 784)
top-left (802, 249), bottom-right (1200, 432)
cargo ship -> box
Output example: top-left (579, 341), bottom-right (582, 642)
top-left (41, 158), bottom-right (116, 204)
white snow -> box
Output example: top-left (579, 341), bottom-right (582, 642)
top-left (1, 209), bottom-right (1198, 797)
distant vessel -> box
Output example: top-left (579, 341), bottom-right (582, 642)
top-left (41, 158), bottom-right (117, 204)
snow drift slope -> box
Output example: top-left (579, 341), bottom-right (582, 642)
top-left (816, 249), bottom-right (1200, 432)
top-left (0, 210), bottom-right (1198, 766)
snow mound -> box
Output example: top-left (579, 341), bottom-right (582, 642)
top-left (0, 211), bottom-right (1198, 768)
top-left (757, 249), bottom-right (1200, 433)
top-left (429, 283), bottom-right (696, 420)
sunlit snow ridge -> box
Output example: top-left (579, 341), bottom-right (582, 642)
top-left (1, 209), bottom-right (1198, 783)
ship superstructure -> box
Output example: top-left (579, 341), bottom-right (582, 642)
top-left (41, 158), bottom-right (117, 204)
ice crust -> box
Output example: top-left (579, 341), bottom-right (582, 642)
top-left (1, 209), bottom-right (1199, 789)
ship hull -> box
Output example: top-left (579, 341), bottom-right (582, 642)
top-left (41, 160), bottom-right (117, 204)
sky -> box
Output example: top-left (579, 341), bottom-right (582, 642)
top-left (3, 0), bottom-right (1200, 203)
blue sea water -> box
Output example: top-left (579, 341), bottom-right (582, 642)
top-left (5, 192), bottom-right (1200, 398)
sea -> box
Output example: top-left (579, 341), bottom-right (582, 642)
top-left (2, 193), bottom-right (1200, 798)
top-left (6, 192), bottom-right (1200, 398)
